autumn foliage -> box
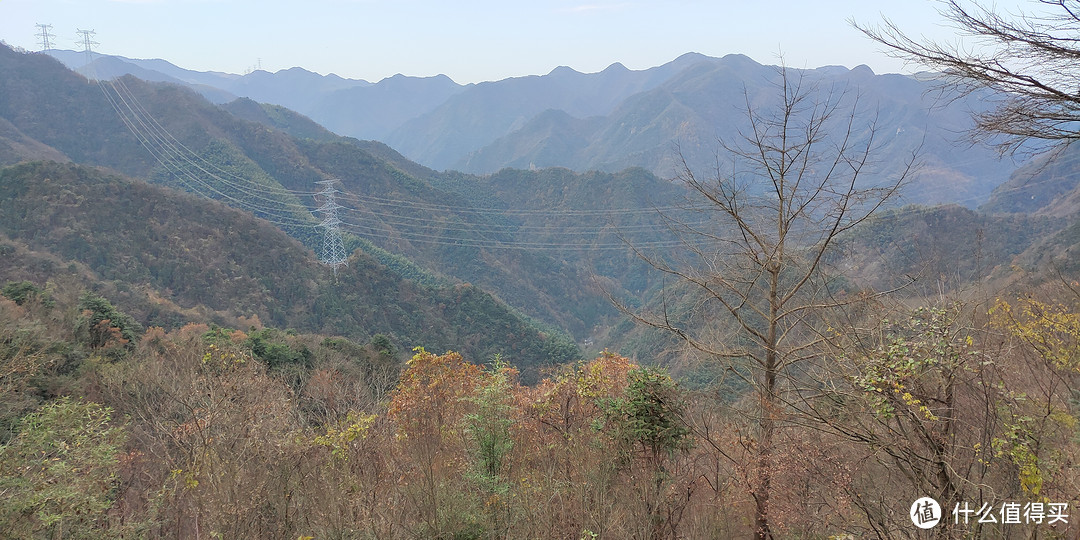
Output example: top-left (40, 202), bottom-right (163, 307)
top-left (1, 282), bottom-right (1080, 538)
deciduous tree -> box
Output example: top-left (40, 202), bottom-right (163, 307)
top-left (621, 66), bottom-right (914, 538)
top-left (858, 0), bottom-right (1080, 155)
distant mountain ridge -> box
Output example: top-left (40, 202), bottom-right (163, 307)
top-left (45, 48), bottom-right (475, 146)
top-left (0, 45), bottom-right (599, 367)
top-left (44, 49), bottom-right (1017, 206)
top-left (309, 73), bottom-right (467, 141)
top-left (45, 49), bottom-right (370, 110)
top-left (382, 52), bottom-right (717, 170)
top-left (446, 55), bottom-right (1013, 207)
top-left (5, 42), bottom-right (1080, 374)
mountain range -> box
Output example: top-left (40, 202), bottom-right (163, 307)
top-left (0, 44), bottom-right (594, 376)
top-left (4, 42), bottom-right (1080, 372)
top-left (46, 48), bottom-right (1018, 208)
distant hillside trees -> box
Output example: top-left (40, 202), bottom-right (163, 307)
top-left (76, 292), bottom-right (140, 353)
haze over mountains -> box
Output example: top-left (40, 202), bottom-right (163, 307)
top-left (46, 48), bottom-right (1020, 208)
top-left (5, 41), bottom-right (1079, 366)
top-left (0, 44), bottom-right (591, 376)
top-left (7, 13), bottom-right (1080, 535)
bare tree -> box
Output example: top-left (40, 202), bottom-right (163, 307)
top-left (857, 0), bottom-right (1080, 156)
top-left (618, 67), bottom-right (915, 539)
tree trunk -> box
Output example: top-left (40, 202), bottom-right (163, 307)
top-left (755, 267), bottom-right (780, 540)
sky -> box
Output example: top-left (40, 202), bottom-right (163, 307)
top-left (0, 0), bottom-right (1030, 85)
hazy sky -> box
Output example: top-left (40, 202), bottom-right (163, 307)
top-left (0, 0), bottom-right (1028, 84)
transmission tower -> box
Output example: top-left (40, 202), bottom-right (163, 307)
top-left (36, 24), bottom-right (54, 51)
top-left (76, 29), bottom-right (98, 80)
top-left (315, 179), bottom-right (348, 275)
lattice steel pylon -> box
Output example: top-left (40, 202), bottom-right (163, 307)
top-left (76, 29), bottom-right (98, 81)
top-left (315, 179), bottom-right (348, 275)
top-left (36, 24), bottom-right (54, 51)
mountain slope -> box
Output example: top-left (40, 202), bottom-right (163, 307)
top-left (0, 117), bottom-right (70, 164)
top-left (980, 142), bottom-right (1080, 217)
top-left (307, 73), bottom-right (467, 141)
top-left (218, 97), bottom-right (342, 143)
top-left (1, 44), bottom-right (617, 340)
top-left (383, 53), bottom-right (716, 170)
top-left (457, 56), bottom-right (1013, 207)
top-left (0, 49), bottom-right (151, 174)
top-left (0, 161), bottom-right (579, 374)
top-left (455, 109), bottom-right (603, 172)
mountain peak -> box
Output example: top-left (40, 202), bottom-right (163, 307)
top-left (718, 53), bottom-right (760, 68)
top-left (602, 62), bottom-right (629, 73)
top-left (378, 73), bottom-right (461, 88)
top-left (673, 52), bottom-right (709, 63)
top-left (548, 65), bottom-right (581, 77)
top-left (851, 64), bottom-right (875, 77)
top-left (277, 66), bottom-right (317, 76)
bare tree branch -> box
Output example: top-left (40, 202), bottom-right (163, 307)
top-left (855, 0), bottom-right (1080, 155)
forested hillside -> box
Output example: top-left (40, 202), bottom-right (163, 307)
top-left (0, 44), bottom-right (625, 339)
top-left (0, 161), bottom-right (578, 372)
top-left (981, 142), bottom-right (1080, 217)
top-left (3, 8), bottom-right (1080, 536)
top-left (46, 48), bottom-right (1019, 208)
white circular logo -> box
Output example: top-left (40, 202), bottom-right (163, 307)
top-left (910, 497), bottom-right (942, 529)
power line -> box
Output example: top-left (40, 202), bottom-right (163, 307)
top-left (79, 50), bottom-right (736, 249)
top-left (87, 39), bottom-right (1075, 257)
top-left (333, 190), bottom-right (692, 217)
top-left (98, 76), bottom-right (320, 226)
top-left (95, 70), bottom-right (695, 250)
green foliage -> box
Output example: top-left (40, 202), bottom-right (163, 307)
top-left (247, 328), bottom-right (313, 370)
top-left (349, 235), bottom-right (449, 289)
top-left (1, 281), bottom-right (50, 307)
top-left (993, 414), bottom-right (1046, 495)
top-left (312, 410), bottom-right (378, 460)
top-left (441, 283), bottom-right (583, 382)
top-left (75, 291), bottom-right (140, 354)
top-left (853, 306), bottom-right (972, 420)
top-left (369, 333), bottom-right (396, 358)
top-left (991, 297), bottom-right (1080, 370)
top-left (0, 397), bottom-right (125, 539)
top-left (601, 367), bottom-right (691, 459)
top-left (461, 357), bottom-right (517, 540)
top-left (464, 356), bottom-right (515, 497)
top-left (988, 298), bottom-right (1080, 496)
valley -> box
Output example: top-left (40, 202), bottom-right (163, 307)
top-left (1, 11), bottom-right (1079, 535)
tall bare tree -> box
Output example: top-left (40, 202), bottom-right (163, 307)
top-left (619, 67), bottom-right (915, 539)
top-left (858, 0), bottom-right (1080, 156)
